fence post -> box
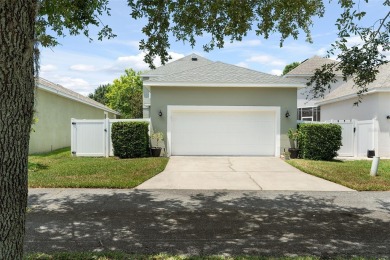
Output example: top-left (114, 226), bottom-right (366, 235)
top-left (71, 118), bottom-right (76, 156)
top-left (105, 117), bottom-right (109, 157)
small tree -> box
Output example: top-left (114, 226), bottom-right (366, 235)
top-left (88, 84), bottom-right (111, 105)
top-left (106, 69), bottom-right (143, 119)
top-left (282, 62), bottom-right (301, 75)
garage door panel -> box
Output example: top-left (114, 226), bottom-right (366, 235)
top-left (171, 109), bottom-right (276, 156)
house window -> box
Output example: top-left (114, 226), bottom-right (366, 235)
top-left (297, 107), bottom-right (321, 121)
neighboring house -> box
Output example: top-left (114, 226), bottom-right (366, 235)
top-left (284, 56), bottom-right (344, 121)
top-left (30, 78), bottom-right (119, 154)
top-left (316, 63), bottom-right (390, 157)
top-left (141, 54), bottom-right (303, 157)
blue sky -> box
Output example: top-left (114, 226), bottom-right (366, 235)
top-left (39, 0), bottom-right (386, 96)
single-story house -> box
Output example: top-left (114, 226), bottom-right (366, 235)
top-left (30, 78), bottom-right (119, 154)
top-left (284, 56), bottom-right (344, 121)
top-left (316, 63), bottom-right (390, 157)
top-left (142, 54), bottom-right (304, 157)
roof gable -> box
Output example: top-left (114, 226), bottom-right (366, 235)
top-left (317, 63), bottom-right (390, 104)
top-left (144, 55), bottom-right (303, 87)
top-left (286, 55), bottom-right (342, 77)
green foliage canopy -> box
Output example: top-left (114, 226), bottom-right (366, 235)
top-left (105, 69), bottom-right (143, 118)
top-left (282, 62), bottom-right (301, 76)
top-left (129, 0), bottom-right (325, 67)
top-left (35, 0), bottom-right (389, 99)
top-left (88, 84), bottom-right (111, 105)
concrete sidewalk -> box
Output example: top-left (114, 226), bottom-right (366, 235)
top-left (25, 189), bottom-right (390, 257)
top-left (137, 156), bottom-right (353, 191)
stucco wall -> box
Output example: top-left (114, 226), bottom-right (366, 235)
top-left (321, 93), bottom-right (390, 157)
top-left (29, 88), bottom-right (117, 154)
top-left (150, 86), bottom-right (298, 155)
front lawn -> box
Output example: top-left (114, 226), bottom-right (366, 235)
top-left (28, 148), bottom-right (168, 188)
top-left (287, 159), bottom-right (390, 191)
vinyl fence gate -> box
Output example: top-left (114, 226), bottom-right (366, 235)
top-left (325, 119), bottom-right (377, 157)
top-left (298, 119), bottom-right (377, 157)
top-left (71, 118), bottom-right (151, 157)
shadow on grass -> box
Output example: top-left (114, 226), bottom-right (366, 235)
top-left (25, 191), bottom-right (390, 258)
top-left (28, 162), bottom-right (48, 171)
top-left (29, 147), bottom-right (71, 158)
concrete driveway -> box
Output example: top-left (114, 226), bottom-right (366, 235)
top-left (137, 156), bottom-right (353, 191)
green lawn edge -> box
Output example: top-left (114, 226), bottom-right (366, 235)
top-left (286, 159), bottom-right (390, 191)
top-left (28, 147), bottom-right (168, 189)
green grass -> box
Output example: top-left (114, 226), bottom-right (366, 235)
top-left (287, 159), bottom-right (390, 191)
top-left (25, 252), bottom-right (379, 260)
top-left (28, 148), bottom-right (168, 188)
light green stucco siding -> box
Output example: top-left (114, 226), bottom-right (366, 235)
top-left (29, 88), bottom-right (117, 154)
top-left (150, 86), bottom-right (297, 155)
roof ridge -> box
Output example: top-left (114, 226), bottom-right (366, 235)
top-left (215, 61), bottom-right (282, 78)
top-left (151, 60), bottom-right (217, 80)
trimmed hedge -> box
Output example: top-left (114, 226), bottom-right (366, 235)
top-left (111, 122), bottom-right (150, 158)
top-left (298, 123), bottom-right (342, 161)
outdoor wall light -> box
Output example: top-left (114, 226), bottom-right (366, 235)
top-left (158, 110), bottom-right (163, 117)
top-left (387, 115), bottom-right (390, 119)
top-left (285, 110), bottom-right (290, 118)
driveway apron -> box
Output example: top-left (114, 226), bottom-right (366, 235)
top-left (136, 156), bottom-right (353, 191)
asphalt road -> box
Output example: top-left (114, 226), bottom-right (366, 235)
top-left (25, 189), bottom-right (390, 258)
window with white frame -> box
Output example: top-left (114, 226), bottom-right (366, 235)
top-left (297, 107), bottom-right (320, 121)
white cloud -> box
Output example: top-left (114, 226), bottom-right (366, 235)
top-left (57, 77), bottom-right (91, 94)
top-left (110, 51), bottom-right (185, 72)
top-left (70, 64), bottom-right (97, 72)
top-left (45, 76), bottom-right (93, 96)
top-left (316, 48), bottom-right (327, 56)
top-left (270, 69), bottom-right (282, 76)
top-left (168, 52), bottom-right (186, 62)
top-left (235, 62), bottom-right (249, 68)
top-left (41, 64), bottom-right (57, 72)
top-left (345, 36), bottom-right (364, 47)
top-left (246, 54), bottom-right (286, 67)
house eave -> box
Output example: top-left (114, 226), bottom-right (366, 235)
top-left (143, 82), bottom-right (305, 88)
top-left (316, 87), bottom-right (390, 106)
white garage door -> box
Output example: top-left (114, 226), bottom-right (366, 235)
top-left (170, 109), bottom-right (276, 156)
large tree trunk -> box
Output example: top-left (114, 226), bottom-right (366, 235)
top-left (0, 1), bottom-right (37, 259)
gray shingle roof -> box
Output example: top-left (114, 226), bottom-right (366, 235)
top-left (286, 55), bottom-right (342, 77)
top-left (36, 78), bottom-right (119, 115)
top-left (143, 54), bottom-right (303, 87)
top-left (317, 63), bottom-right (390, 104)
top-left (142, 54), bottom-right (213, 77)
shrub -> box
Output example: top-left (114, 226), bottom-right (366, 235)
top-left (111, 122), bottom-right (150, 158)
top-left (298, 123), bottom-right (342, 161)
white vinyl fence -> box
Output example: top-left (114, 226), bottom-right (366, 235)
top-left (71, 118), bottom-right (150, 157)
top-left (299, 119), bottom-right (378, 157)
